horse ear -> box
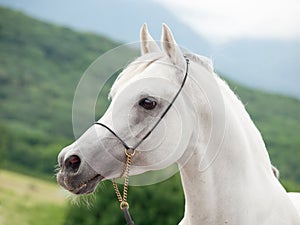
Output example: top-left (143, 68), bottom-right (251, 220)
top-left (140, 23), bottom-right (160, 55)
top-left (161, 23), bottom-right (185, 68)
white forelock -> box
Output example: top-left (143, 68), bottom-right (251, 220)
top-left (109, 52), bottom-right (164, 98)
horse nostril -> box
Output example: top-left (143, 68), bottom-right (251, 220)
top-left (65, 155), bottom-right (81, 173)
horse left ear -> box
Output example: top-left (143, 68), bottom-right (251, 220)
top-left (140, 23), bottom-right (160, 55)
top-left (161, 23), bottom-right (185, 69)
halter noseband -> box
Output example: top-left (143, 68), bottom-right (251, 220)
top-left (95, 57), bottom-right (190, 151)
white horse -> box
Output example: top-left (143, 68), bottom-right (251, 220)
top-left (57, 24), bottom-right (300, 224)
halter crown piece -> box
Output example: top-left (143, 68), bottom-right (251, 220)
top-left (95, 57), bottom-right (190, 225)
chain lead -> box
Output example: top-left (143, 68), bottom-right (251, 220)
top-left (112, 148), bottom-right (135, 209)
top-left (112, 149), bottom-right (135, 224)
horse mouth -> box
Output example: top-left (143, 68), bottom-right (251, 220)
top-left (62, 174), bottom-right (104, 195)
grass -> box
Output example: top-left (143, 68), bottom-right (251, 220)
top-left (0, 169), bottom-right (67, 225)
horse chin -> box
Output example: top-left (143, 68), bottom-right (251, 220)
top-left (57, 172), bottom-right (104, 195)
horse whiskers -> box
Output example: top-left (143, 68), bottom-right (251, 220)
top-left (53, 164), bottom-right (61, 176)
top-left (97, 180), bottom-right (107, 191)
top-left (67, 190), bottom-right (96, 208)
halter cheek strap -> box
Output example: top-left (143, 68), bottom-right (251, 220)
top-left (95, 57), bottom-right (190, 151)
top-left (94, 57), bottom-right (189, 225)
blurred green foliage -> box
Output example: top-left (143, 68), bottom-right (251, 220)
top-left (64, 176), bottom-right (184, 225)
top-left (0, 6), bottom-right (299, 225)
top-left (0, 6), bottom-right (119, 177)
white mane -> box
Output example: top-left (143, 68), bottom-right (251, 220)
top-left (184, 52), bottom-right (214, 73)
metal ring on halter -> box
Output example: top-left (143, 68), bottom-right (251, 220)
top-left (125, 148), bottom-right (135, 157)
top-left (120, 201), bottom-right (129, 209)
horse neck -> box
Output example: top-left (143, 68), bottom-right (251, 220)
top-left (178, 68), bottom-right (299, 224)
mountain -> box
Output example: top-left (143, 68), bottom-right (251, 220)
top-left (213, 39), bottom-right (300, 99)
top-left (0, 0), bottom-right (210, 48)
top-left (0, 0), bottom-right (299, 99)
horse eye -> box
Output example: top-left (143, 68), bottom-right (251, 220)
top-left (139, 97), bottom-right (157, 110)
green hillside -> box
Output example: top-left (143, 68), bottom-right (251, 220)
top-left (0, 7), bottom-right (119, 137)
top-left (0, 6), bottom-right (120, 175)
top-left (0, 169), bottom-right (66, 225)
top-left (0, 6), bottom-right (299, 225)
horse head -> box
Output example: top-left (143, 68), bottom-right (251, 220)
top-left (57, 24), bottom-right (197, 194)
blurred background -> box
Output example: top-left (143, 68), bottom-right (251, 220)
top-left (0, 0), bottom-right (299, 224)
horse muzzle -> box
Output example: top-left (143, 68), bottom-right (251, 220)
top-left (57, 153), bottom-right (104, 195)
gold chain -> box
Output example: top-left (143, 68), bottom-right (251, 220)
top-left (112, 148), bottom-right (135, 209)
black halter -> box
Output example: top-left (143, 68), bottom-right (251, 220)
top-left (95, 57), bottom-right (190, 151)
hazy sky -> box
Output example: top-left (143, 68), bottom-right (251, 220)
top-left (0, 0), bottom-right (299, 97)
top-left (1, 0), bottom-right (299, 44)
top-left (154, 0), bottom-right (300, 43)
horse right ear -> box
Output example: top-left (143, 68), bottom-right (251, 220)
top-left (140, 23), bottom-right (160, 55)
top-left (161, 23), bottom-right (185, 69)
